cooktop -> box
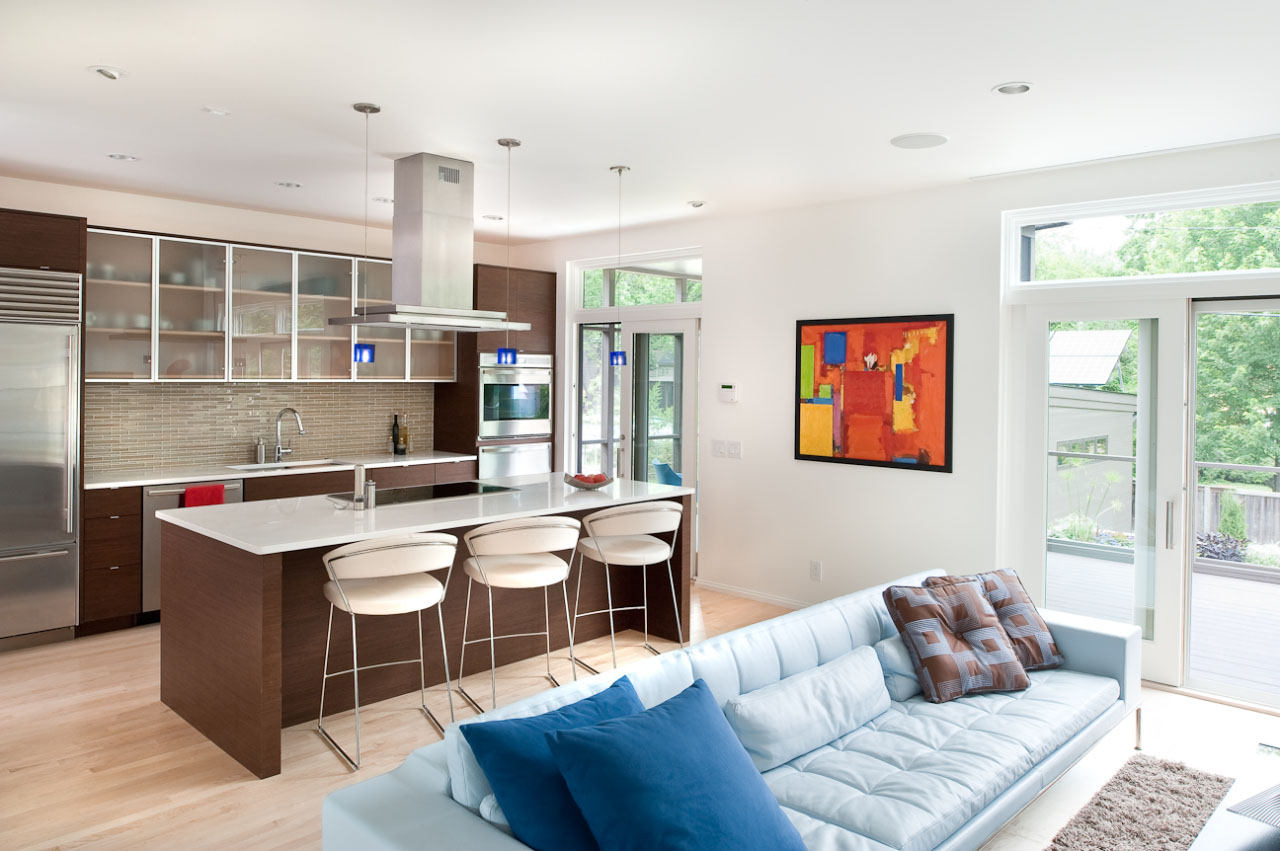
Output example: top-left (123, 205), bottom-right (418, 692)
top-left (326, 481), bottom-right (517, 507)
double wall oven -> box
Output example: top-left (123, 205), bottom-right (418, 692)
top-left (478, 353), bottom-right (553, 477)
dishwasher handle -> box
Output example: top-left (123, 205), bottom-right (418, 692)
top-left (146, 482), bottom-right (243, 497)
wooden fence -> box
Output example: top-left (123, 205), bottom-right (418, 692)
top-left (1196, 486), bottom-right (1280, 545)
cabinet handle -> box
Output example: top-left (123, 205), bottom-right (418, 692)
top-left (109, 566), bottom-right (120, 570)
top-left (109, 515), bottom-right (121, 519)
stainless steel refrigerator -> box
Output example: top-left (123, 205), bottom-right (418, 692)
top-left (0, 266), bottom-right (81, 643)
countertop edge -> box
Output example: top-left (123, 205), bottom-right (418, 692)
top-left (84, 452), bottom-right (479, 490)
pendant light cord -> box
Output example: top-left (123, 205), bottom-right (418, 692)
top-left (505, 142), bottom-right (512, 351)
top-left (361, 109), bottom-right (369, 306)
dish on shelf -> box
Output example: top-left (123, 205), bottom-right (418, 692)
top-left (564, 473), bottom-right (613, 490)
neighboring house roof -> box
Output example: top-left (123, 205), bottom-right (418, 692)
top-left (1048, 329), bottom-right (1132, 385)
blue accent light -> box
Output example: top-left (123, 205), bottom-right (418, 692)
top-left (354, 343), bottom-right (376, 363)
top-left (497, 347), bottom-right (518, 365)
top-left (610, 350), bottom-right (627, 367)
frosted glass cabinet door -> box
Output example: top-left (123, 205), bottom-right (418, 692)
top-left (156, 239), bottom-right (227, 379)
top-left (297, 253), bottom-right (352, 379)
top-left (355, 259), bottom-right (407, 380)
top-left (411, 330), bottom-right (456, 380)
top-left (85, 231), bottom-right (154, 379)
top-left (231, 247), bottom-right (293, 379)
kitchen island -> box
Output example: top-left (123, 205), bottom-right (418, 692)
top-left (155, 473), bottom-right (694, 778)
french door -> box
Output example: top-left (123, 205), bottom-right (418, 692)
top-left (575, 318), bottom-right (698, 484)
top-left (1022, 299), bottom-right (1188, 684)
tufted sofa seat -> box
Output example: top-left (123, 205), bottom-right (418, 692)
top-left (323, 570), bottom-right (1141, 851)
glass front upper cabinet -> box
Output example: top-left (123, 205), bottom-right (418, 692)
top-left (410, 329), bottom-right (456, 380)
top-left (297, 253), bottom-right (353, 380)
top-left (355, 259), bottom-right (406, 380)
top-left (85, 231), bottom-right (154, 379)
top-left (231, 247), bottom-right (293, 380)
top-left (156, 239), bottom-right (227, 380)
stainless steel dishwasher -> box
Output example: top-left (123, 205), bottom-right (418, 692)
top-left (142, 479), bottom-right (243, 612)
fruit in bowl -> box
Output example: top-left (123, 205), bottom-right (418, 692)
top-left (565, 472), bottom-right (613, 490)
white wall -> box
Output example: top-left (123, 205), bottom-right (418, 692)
top-left (512, 138), bottom-right (1280, 609)
top-left (0, 174), bottom-right (510, 263)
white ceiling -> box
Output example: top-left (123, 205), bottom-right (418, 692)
top-left (3, 0), bottom-right (1279, 242)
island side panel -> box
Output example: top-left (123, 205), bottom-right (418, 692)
top-left (278, 496), bottom-right (690, 726)
top-left (637, 493), bottom-right (693, 642)
top-left (160, 523), bottom-right (283, 779)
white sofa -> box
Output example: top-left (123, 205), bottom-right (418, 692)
top-left (323, 569), bottom-right (1141, 850)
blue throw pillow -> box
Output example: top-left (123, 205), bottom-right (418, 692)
top-left (460, 676), bottom-right (645, 851)
top-left (546, 679), bottom-right (806, 851)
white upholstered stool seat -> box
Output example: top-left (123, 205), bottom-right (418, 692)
top-left (462, 553), bottom-right (570, 589)
top-left (576, 534), bottom-right (671, 567)
top-left (323, 573), bottom-right (444, 616)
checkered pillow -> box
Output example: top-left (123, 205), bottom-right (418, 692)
top-left (924, 569), bottom-right (1064, 671)
top-left (883, 583), bottom-right (1029, 704)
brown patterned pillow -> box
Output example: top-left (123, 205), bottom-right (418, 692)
top-left (924, 570), bottom-right (1064, 671)
top-left (883, 583), bottom-right (1029, 704)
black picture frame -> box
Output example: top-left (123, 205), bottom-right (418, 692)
top-left (794, 313), bottom-right (954, 473)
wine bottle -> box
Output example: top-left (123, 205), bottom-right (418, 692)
top-left (392, 414), bottom-right (401, 456)
top-left (399, 416), bottom-right (410, 456)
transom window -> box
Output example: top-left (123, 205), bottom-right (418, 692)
top-left (582, 267), bottom-right (702, 309)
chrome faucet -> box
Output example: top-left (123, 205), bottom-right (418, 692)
top-left (275, 407), bottom-right (307, 463)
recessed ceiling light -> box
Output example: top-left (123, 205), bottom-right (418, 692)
top-left (992, 81), bottom-right (1033, 95)
top-left (88, 65), bottom-right (123, 80)
top-left (106, 153), bottom-right (138, 161)
top-left (201, 105), bottom-right (231, 117)
top-left (687, 201), bottom-right (704, 208)
top-left (372, 196), bottom-right (394, 204)
top-left (889, 133), bottom-right (949, 149)
top-left (482, 214), bottom-right (504, 221)
top-left (275, 181), bottom-right (302, 189)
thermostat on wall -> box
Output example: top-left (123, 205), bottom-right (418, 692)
top-left (718, 383), bottom-right (739, 403)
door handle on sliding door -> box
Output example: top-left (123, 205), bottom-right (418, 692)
top-left (1165, 501), bottom-right (1174, 550)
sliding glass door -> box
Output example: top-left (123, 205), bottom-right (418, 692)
top-left (1025, 300), bottom-right (1187, 684)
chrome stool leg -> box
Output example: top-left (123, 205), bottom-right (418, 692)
top-left (642, 562), bottom-right (660, 656)
top-left (666, 558), bottom-right (684, 648)
top-left (417, 609), bottom-right (447, 735)
top-left (543, 585), bottom-right (560, 688)
top-left (457, 576), bottom-right (485, 714)
top-left (602, 558), bottom-right (618, 669)
top-left (486, 584), bottom-right (498, 710)
top-left (571, 551), bottom-right (600, 676)
top-left (562, 579), bottom-right (578, 681)
top-left (437, 604), bottom-right (455, 724)
top-left (317, 609), bottom-right (361, 770)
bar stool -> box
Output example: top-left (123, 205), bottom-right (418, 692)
top-left (317, 532), bottom-right (458, 770)
top-left (457, 516), bottom-right (581, 712)
top-left (570, 501), bottom-right (684, 674)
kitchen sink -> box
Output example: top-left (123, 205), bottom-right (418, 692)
top-left (227, 459), bottom-right (340, 472)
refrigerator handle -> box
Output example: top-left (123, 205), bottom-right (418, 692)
top-left (66, 331), bottom-right (78, 535)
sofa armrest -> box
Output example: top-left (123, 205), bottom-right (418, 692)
top-left (1041, 608), bottom-right (1142, 710)
top-left (323, 750), bottom-right (529, 851)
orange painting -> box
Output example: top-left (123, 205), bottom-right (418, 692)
top-left (795, 315), bottom-right (953, 472)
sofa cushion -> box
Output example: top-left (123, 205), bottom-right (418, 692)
top-left (924, 569), bottom-right (1064, 671)
top-left (764, 668), bottom-right (1121, 851)
top-left (874, 635), bottom-right (922, 702)
top-left (724, 645), bottom-right (890, 771)
top-left (884, 583), bottom-right (1029, 703)
top-left (547, 679), bottom-right (806, 851)
top-left (459, 676), bottom-right (643, 851)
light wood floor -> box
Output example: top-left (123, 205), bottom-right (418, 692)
top-left (0, 586), bottom-right (786, 850)
top-left (4, 587), bottom-right (1276, 851)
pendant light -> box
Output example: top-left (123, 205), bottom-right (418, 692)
top-left (609, 164), bottom-right (630, 367)
top-left (496, 138), bottom-right (521, 365)
top-left (352, 102), bottom-right (381, 364)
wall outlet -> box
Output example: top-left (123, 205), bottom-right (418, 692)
top-left (809, 560), bottom-right (822, 581)
top-left (727, 440), bottom-right (742, 459)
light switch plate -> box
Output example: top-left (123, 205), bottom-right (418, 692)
top-left (727, 440), bottom-right (742, 459)
top-left (712, 439), bottom-right (727, 457)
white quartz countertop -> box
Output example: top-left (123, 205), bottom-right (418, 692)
top-left (155, 473), bottom-right (694, 556)
top-left (83, 450), bottom-right (478, 490)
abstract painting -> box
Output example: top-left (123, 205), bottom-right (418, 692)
top-left (795, 314), bottom-right (953, 472)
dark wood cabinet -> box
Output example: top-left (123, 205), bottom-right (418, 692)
top-left (80, 488), bottom-right (142, 629)
top-left (435, 264), bottom-right (557, 454)
top-left (474, 265), bottom-right (556, 354)
top-left (0, 208), bottom-right (86, 273)
top-left (434, 460), bottom-right (478, 483)
top-left (243, 471), bottom-right (354, 501)
top-left (365, 464), bottom-right (435, 489)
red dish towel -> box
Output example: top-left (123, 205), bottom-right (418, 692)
top-left (182, 484), bottom-right (225, 507)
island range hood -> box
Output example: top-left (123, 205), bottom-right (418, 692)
top-left (330, 152), bottom-right (531, 333)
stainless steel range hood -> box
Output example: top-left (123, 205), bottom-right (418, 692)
top-left (330, 152), bottom-right (531, 333)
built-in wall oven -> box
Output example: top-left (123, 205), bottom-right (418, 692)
top-left (478, 353), bottom-right (552, 440)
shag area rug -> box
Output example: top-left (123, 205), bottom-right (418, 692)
top-left (1045, 754), bottom-right (1233, 850)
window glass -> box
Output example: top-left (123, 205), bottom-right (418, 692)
top-left (684, 278), bottom-right (703, 302)
top-left (1026, 200), bottom-right (1280, 282)
top-left (615, 270), bottom-right (677, 306)
top-left (583, 268), bottom-right (605, 309)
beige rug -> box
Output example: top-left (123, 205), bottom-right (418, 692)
top-left (1045, 754), bottom-right (1233, 850)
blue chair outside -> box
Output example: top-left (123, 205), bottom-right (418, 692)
top-left (652, 461), bottom-right (683, 486)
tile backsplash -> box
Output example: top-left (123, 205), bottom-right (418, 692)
top-left (84, 383), bottom-right (435, 474)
